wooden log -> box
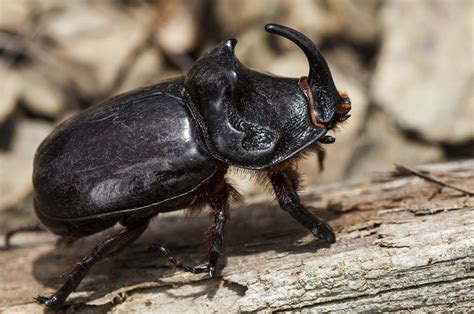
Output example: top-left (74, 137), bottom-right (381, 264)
top-left (1, 160), bottom-right (473, 312)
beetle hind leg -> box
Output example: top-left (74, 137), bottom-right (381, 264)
top-left (3, 224), bottom-right (77, 250)
top-left (35, 219), bottom-right (150, 308)
top-left (3, 224), bottom-right (46, 249)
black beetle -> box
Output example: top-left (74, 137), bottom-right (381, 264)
top-left (13, 24), bottom-right (351, 307)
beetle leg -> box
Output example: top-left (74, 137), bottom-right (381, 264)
top-left (268, 168), bottom-right (336, 243)
top-left (3, 224), bottom-right (46, 249)
top-left (35, 220), bottom-right (149, 308)
top-left (148, 244), bottom-right (211, 274)
top-left (149, 182), bottom-right (230, 278)
top-left (4, 224), bottom-right (75, 250)
top-left (204, 183), bottom-right (230, 277)
top-left (316, 148), bottom-right (326, 172)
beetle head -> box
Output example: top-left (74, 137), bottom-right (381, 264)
top-left (265, 24), bottom-right (351, 130)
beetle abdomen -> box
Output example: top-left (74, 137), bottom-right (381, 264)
top-left (33, 78), bottom-right (217, 237)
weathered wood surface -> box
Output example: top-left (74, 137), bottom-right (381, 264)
top-left (1, 160), bottom-right (473, 313)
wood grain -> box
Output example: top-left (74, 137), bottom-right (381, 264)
top-left (1, 160), bottom-right (473, 312)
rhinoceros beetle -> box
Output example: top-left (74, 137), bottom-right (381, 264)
top-left (9, 24), bottom-right (351, 307)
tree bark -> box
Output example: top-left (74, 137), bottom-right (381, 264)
top-left (1, 160), bottom-right (473, 313)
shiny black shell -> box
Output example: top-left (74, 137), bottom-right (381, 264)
top-left (33, 78), bottom-right (218, 237)
top-left (184, 39), bottom-right (327, 169)
top-left (33, 32), bottom-right (333, 238)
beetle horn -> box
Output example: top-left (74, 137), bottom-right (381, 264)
top-left (264, 23), bottom-right (338, 101)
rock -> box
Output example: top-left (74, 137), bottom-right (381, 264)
top-left (216, 0), bottom-right (380, 45)
top-left (1, 58), bottom-right (69, 121)
top-left (18, 65), bottom-right (66, 119)
top-left (371, 0), bottom-right (473, 144)
top-left (216, 0), bottom-right (380, 44)
top-left (267, 50), bottom-right (308, 78)
top-left (325, 0), bottom-right (380, 44)
top-left (0, 64), bottom-right (20, 123)
top-left (44, 2), bottom-right (153, 97)
top-left (215, 0), bottom-right (335, 46)
top-left (0, 120), bottom-right (53, 212)
top-left (0, 0), bottom-right (31, 32)
top-left (346, 109), bottom-right (443, 179)
top-left (115, 48), bottom-right (163, 94)
top-left (279, 0), bottom-right (353, 43)
top-left (214, 0), bottom-right (282, 36)
top-left (0, 0), bottom-right (78, 35)
top-left (327, 51), bottom-right (371, 137)
top-left (154, 0), bottom-right (204, 55)
top-left (234, 27), bottom-right (276, 71)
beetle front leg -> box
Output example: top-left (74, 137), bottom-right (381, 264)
top-left (268, 168), bottom-right (336, 243)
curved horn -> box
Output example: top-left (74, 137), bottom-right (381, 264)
top-left (265, 24), bottom-right (336, 91)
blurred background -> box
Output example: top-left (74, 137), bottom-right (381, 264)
top-left (0, 0), bottom-right (473, 230)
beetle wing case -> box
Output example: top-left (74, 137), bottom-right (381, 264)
top-left (184, 39), bottom-right (327, 169)
top-left (33, 79), bottom-right (218, 236)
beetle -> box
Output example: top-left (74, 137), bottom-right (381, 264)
top-left (10, 24), bottom-right (351, 307)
